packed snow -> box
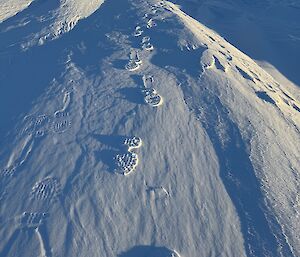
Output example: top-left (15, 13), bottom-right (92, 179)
top-left (0, 0), bottom-right (300, 256)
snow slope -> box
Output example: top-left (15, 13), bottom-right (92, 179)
top-left (34, 0), bottom-right (105, 47)
top-left (171, 0), bottom-right (300, 87)
top-left (0, 0), bottom-right (105, 48)
top-left (0, 0), bottom-right (34, 23)
top-left (0, 0), bottom-right (300, 256)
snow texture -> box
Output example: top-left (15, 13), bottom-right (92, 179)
top-left (0, 0), bottom-right (33, 23)
top-left (0, 0), bottom-right (300, 256)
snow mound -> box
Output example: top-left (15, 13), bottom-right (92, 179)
top-left (12, 0), bottom-right (106, 49)
top-left (1, 0), bottom-right (300, 256)
top-left (0, 0), bottom-right (33, 23)
top-left (44, 0), bottom-right (105, 41)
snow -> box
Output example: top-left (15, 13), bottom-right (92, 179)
top-left (0, 0), bottom-right (33, 23)
top-left (0, 0), bottom-right (300, 256)
top-left (172, 0), bottom-right (300, 87)
top-left (46, 0), bottom-right (105, 40)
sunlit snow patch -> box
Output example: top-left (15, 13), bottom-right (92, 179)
top-left (52, 0), bottom-right (106, 38)
top-left (133, 26), bottom-right (143, 37)
top-left (142, 42), bottom-right (154, 51)
top-left (0, 0), bottom-right (33, 23)
top-left (23, 0), bottom-right (106, 48)
top-left (123, 136), bottom-right (142, 151)
top-left (125, 60), bottom-right (141, 71)
top-left (146, 18), bottom-right (157, 28)
top-left (201, 49), bottom-right (215, 70)
top-left (142, 88), bottom-right (163, 107)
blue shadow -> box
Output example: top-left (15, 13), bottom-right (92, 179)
top-left (118, 245), bottom-right (175, 257)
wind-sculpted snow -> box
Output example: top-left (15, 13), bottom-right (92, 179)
top-left (164, 2), bottom-right (300, 256)
top-left (173, 0), bottom-right (300, 87)
top-left (0, 0), bottom-right (106, 49)
top-left (0, 0), bottom-right (300, 256)
top-left (31, 0), bottom-right (106, 48)
top-left (0, 0), bottom-right (34, 23)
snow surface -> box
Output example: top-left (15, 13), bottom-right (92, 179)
top-left (36, 0), bottom-right (105, 45)
top-left (172, 0), bottom-right (300, 87)
top-left (0, 0), bottom-right (105, 48)
top-left (0, 0), bottom-right (300, 256)
top-left (0, 0), bottom-right (34, 23)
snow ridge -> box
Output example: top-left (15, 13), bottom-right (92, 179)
top-left (0, 0), bottom-right (300, 256)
